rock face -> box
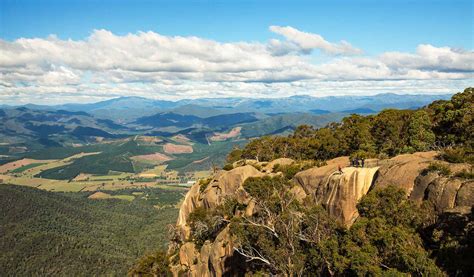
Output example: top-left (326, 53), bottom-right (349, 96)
top-left (174, 227), bottom-right (238, 277)
top-left (411, 172), bottom-right (474, 214)
top-left (295, 166), bottom-right (379, 226)
top-left (292, 156), bottom-right (350, 195)
top-left (170, 152), bottom-right (473, 276)
top-left (374, 151), bottom-right (438, 193)
top-left (171, 165), bottom-right (263, 276)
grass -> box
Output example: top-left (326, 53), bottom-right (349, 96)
top-left (111, 194), bottom-right (135, 201)
top-left (10, 162), bottom-right (47, 173)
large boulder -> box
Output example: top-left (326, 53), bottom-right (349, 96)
top-left (374, 151), bottom-right (438, 194)
top-left (412, 172), bottom-right (474, 214)
top-left (177, 183), bottom-right (202, 239)
top-left (201, 165), bottom-right (264, 208)
top-left (456, 181), bottom-right (474, 208)
top-left (293, 156), bottom-right (349, 195)
top-left (263, 158), bottom-right (295, 173)
top-left (314, 167), bottom-right (379, 226)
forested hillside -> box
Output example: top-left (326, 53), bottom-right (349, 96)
top-left (0, 185), bottom-right (182, 276)
top-left (231, 87), bottom-right (473, 163)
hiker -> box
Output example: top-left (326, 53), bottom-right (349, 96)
top-left (361, 158), bottom-right (365, 168)
top-left (338, 165), bottom-right (342, 173)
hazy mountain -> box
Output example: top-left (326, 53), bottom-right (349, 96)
top-left (7, 93), bottom-right (453, 122)
top-left (240, 112), bottom-right (346, 137)
top-left (0, 107), bottom-right (130, 147)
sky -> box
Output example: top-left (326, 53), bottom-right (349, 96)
top-left (0, 0), bottom-right (473, 104)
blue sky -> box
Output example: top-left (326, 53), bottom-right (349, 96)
top-left (1, 0), bottom-right (472, 54)
top-left (0, 0), bottom-right (473, 104)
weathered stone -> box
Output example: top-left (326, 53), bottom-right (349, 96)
top-left (289, 184), bottom-right (307, 203)
top-left (318, 167), bottom-right (379, 226)
top-left (374, 151), bottom-right (438, 194)
top-left (293, 156), bottom-right (349, 195)
top-left (456, 181), bottom-right (474, 209)
top-left (179, 242), bottom-right (198, 268)
top-left (263, 158), bottom-right (295, 173)
top-left (202, 165), bottom-right (264, 209)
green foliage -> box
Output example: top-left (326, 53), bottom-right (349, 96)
top-left (199, 177), bottom-right (212, 193)
top-left (356, 186), bottom-right (423, 228)
top-left (272, 163), bottom-right (301, 179)
top-left (425, 162), bottom-right (452, 176)
top-left (128, 250), bottom-right (172, 277)
top-left (441, 146), bottom-right (474, 164)
top-left (243, 176), bottom-right (289, 199)
top-left (426, 87), bottom-right (473, 146)
top-left (226, 147), bottom-right (243, 164)
top-left (343, 187), bottom-right (443, 275)
top-left (222, 163), bottom-right (234, 171)
top-left (187, 206), bottom-right (227, 248)
top-left (226, 179), bottom-right (445, 276)
top-left (10, 162), bottom-right (46, 173)
top-left (407, 110), bottom-right (436, 152)
top-left (0, 185), bottom-right (180, 276)
top-left (421, 210), bottom-right (474, 275)
top-left (454, 169), bottom-right (474, 179)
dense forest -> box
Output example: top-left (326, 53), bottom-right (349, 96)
top-left (228, 87), bottom-right (473, 164)
top-left (0, 185), bottom-right (182, 276)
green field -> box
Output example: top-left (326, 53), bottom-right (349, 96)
top-left (10, 162), bottom-right (47, 173)
top-left (18, 138), bottom-right (245, 180)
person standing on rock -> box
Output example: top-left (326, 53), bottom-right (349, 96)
top-left (361, 158), bottom-right (365, 168)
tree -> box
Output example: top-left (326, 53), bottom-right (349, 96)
top-left (407, 110), bottom-right (436, 152)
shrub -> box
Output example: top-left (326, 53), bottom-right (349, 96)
top-left (441, 146), bottom-right (473, 164)
top-left (128, 250), bottom-right (171, 277)
top-left (222, 163), bottom-right (234, 171)
top-left (243, 176), bottom-right (288, 200)
top-left (187, 207), bottom-right (227, 248)
top-left (425, 162), bottom-right (451, 176)
top-left (454, 169), bottom-right (474, 179)
top-left (199, 178), bottom-right (212, 193)
top-left (272, 163), bottom-right (301, 179)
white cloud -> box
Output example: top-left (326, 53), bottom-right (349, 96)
top-left (0, 27), bottom-right (472, 104)
top-left (269, 25), bottom-right (363, 55)
top-left (380, 44), bottom-right (474, 73)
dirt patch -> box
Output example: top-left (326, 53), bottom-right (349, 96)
top-left (137, 136), bottom-right (163, 143)
top-left (132, 152), bottom-right (173, 162)
top-left (163, 143), bottom-right (193, 154)
top-left (210, 127), bottom-right (242, 141)
top-left (138, 173), bottom-right (158, 178)
top-left (0, 159), bottom-right (53, 174)
top-left (88, 191), bottom-right (112, 199)
top-left (192, 157), bottom-right (210, 164)
top-left (172, 134), bottom-right (192, 144)
top-left (72, 173), bottom-right (92, 182)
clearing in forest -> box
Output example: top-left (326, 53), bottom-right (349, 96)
top-left (163, 143), bottom-right (193, 154)
top-left (210, 127), bottom-right (242, 141)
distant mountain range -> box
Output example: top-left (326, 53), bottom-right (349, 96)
top-left (2, 93), bottom-right (453, 121)
top-left (0, 93), bottom-right (453, 158)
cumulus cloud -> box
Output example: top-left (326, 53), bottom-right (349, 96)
top-left (269, 25), bottom-right (363, 55)
top-left (0, 26), bottom-right (472, 104)
top-left (381, 44), bottom-right (474, 73)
